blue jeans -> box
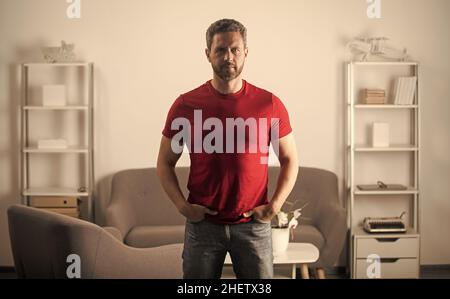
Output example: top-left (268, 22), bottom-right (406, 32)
top-left (182, 218), bottom-right (273, 279)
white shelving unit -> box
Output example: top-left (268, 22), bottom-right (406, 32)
top-left (20, 62), bottom-right (94, 221)
top-left (346, 61), bottom-right (421, 278)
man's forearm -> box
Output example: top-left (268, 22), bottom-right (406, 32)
top-left (156, 164), bottom-right (187, 212)
top-left (269, 158), bottom-right (299, 213)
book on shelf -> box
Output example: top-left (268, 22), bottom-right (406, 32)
top-left (393, 77), bottom-right (417, 105)
top-left (365, 97), bottom-right (386, 104)
top-left (361, 89), bottom-right (386, 104)
top-left (364, 89), bottom-right (385, 95)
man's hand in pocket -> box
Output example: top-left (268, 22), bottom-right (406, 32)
top-left (179, 203), bottom-right (218, 223)
top-left (242, 204), bottom-right (277, 224)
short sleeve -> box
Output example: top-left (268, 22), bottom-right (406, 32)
top-left (162, 95), bottom-right (185, 139)
top-left (271, 94), bottom-right (292, 139)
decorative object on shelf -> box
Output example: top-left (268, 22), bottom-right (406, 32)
top-left (357, 181), bottom-right (408, 191)
top-left (362, 88), bottom-right (386, 104)
top-left (363, 212), bottom-right (407, 234)
top-left (37, 138), bottom-right (68, 149)
top-left (372, 122), bottom-right (390, 147)
top-left (393, 77), bottom-right (417, 105)
top-left (347, 37), bottom-right (410, 62)
top-left (41, 40), bottom-right (76, 63)
top-left (42, 84), bottom-right (67, 106)
top-left (271, 202), bottom-right (308, 256)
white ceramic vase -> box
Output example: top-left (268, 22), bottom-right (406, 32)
top-left (271, 227), bottom-right (290, 256)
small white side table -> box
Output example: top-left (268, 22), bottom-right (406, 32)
top-left (222, 243), bottom-right (319, 279)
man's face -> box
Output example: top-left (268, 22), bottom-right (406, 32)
top-left (206, 31), bottom-right (248, 82)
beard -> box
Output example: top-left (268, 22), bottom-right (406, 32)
top-left (212, 61), bottom-right (245, 81)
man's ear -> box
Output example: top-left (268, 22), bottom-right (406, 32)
top-left (205, 48), bottom-right (211, 63)
top-left (244, 47), bottom-right (248, 58)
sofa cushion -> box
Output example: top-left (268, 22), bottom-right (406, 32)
top-left (290, 224), bottom-right (325, 251)
top-left (125, 225), bottom-right (185, 248)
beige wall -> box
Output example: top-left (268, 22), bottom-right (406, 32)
top-left (0, 0), bottom-right (449, 267)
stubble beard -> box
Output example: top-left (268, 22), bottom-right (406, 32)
top-left (213, 62), bottom-right (245, 82)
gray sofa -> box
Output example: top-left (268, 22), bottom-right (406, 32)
top-left (106, 166), bottom-right (347, 274)
top-left (8, 204), bottom-right (183, 279)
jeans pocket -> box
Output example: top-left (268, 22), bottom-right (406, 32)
top-left (187, 218), bottom-right (205, 225)
top-left (251, 216), bottom-right (272, 225)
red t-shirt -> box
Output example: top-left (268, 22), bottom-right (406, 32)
top-left (162, 80), bottom-right (292, 224)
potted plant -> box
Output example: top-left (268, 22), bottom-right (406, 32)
top-left (271, 202), bottom-right (308, 256)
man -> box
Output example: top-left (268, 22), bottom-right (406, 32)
top-left (157, 19), bottom-right (298, 279)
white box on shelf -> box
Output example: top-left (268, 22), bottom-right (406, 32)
top-left (37, 139), bottom-right (68, 149)
top-left (42, 85), bottom-right (66, 106)
top-left (372, 122), bottom-right (390, 147)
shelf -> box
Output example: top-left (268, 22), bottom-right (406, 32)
top-left (353, 187), bottom-right (419, 195)
top-left (351, 61), bottom-right (419, 66)
top-left (23, 106), bottom-right (88, 111)
top-left (23, 146), bottom-right (89, 153)
top-left (352, 226), bottom-right (419, 238)
top-left (353, 104), bottom-right (418, 109)
top-left (353, 145), bottom-right (418, 152)
top-left (23, 62), bottom-right (91, 67)
top-left (347, 62), bottom-right (420, 279)
top-left (23, 187), bottom-right (89, 197)
top-left (20, 62), bottom-right (95, 222)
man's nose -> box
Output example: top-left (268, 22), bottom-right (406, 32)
top-left (223, 49), bottom-right (234, 62)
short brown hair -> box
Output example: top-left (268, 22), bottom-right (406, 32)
top-left (206, 19), bottom-right (247, 50)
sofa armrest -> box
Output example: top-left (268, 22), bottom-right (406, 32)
top-left (103, 226), bottom-right (123, 242)
top-left (93, 232), bottom-right (183, 279)
top-left (315, 202), bottom-right (347, 267)
top-left (105, 200), bottom-right (137, 241)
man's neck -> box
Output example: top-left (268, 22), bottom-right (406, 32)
top-left (211, 75), bottom-right (243, 95)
